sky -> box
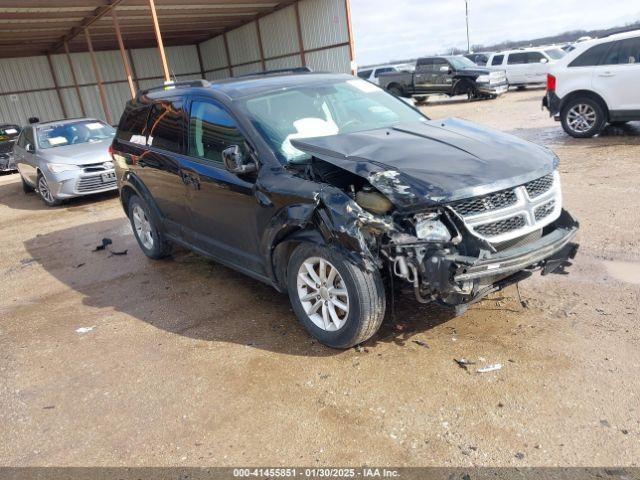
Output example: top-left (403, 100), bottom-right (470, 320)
top-left (350, 0), bottom-right (638, 66)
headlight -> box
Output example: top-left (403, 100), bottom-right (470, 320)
top-left (415, 217), bottom-right (451, 242)
top-left (103, 161), bottom-right (114, 169)
top-left (47, 163), bottom-right (80, 173)
top-left (476, 74), bottom-right (490, 83)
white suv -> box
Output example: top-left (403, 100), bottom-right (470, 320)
top-left (357, 65), bottom-right (399, 85)
top-left (543, 30), bottom-right (640, 137)
top-left (487, 47), bottom-right (565, 87)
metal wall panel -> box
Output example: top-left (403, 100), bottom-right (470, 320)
top-left (305, 45), bottom-right (350, 73)
top-left (96, 50), bottom-right (128, 83)
top-left (69, 53), bottom-right (98, 85)
top-left (0, 90), bottom-right (63, 126)
top-left (131, 45), bottom-right (200, 79)
top-left (299, 0), bottom-right (348, 50)
top-left (265, 54), bottom-right (303, 70)
top-left (226, 22), bottom-right (261, 65)
top-left (0, 56), bottom-right (54, 94)
top-left (199, 36), bottom-right (228, 71)
top-left (205, 69), bottom-right (230, 81)
top-left (232, 62), bottom-right (263, 77)
top-left (79, 85), bottom-right (105, 121)
top-left (50, 53), bottom-right (74, 88)
top-left (59, 88), bottom-right (84, 118)
top-left (104, 82), bottom-right (132, 122)
top-left (259, 5), bottom-right (300, 58)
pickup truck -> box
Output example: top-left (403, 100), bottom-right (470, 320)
top-left (379, 55), bottom-right (507, 100)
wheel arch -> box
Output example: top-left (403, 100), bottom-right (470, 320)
top-left (561, 90), bottom-right (610, 119)
top-left (119, 173), bottom-right (164, 228)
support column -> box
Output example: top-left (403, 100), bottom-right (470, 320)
top-left (46, 54), bottom-right (68, 118)
top-left (222, 33), bottom-right (232, 77)
top-left (148, 0), bottom-right (171, 83)
top-left (84, 27), bottom-right (113, 125)
top-left (344, 0), bottom-right (356, 74)
top-left (112, 9), bottom-right (136, 98)
top-left (255, 20), bottom-right (266, 72)
top-left (64, 42), bottom-right (86, 117)
top-left (196, 43), bottom-right (205, 79)
top-left (294, 2), bottom-right (306, 67)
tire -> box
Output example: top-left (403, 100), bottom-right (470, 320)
top-left (516, 85), bottom-right (526, 91)
top-left (560, 96), bottom-right (607, 138)
top-left (127, 194), bottom-right (172, 259)
top-left (287, 242), bottom-right (386, 349)
top-left (387, 85), bottom-right (403, 97)
top-left (454, 79), bottom-right (477, 100)
top-left (36, 172), bottom-right (61, 207)
top-left (21, 175), bottom-right (34, 193)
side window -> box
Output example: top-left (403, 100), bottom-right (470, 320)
top-left (24, 128), bottom-right (35, 148)
top-left (146, 100), bottom-right (186, 154)
top-left (188, 100), bottom-right (246, 164)
top-left (614, 37), bottom-right (640, 64)
top-left (374, 67), bottom-right (394, 77)
top-left (16, 129), bottom-right (27, 148)
top-left (491, 54), bottom-right (504, 66)
top-left (527, 52), bottom-right (545, 63)
top-left (507, 53), bottom-right (528, 64)
top-left (569, 42), bottom-right (612, 67)
top-left (117, 104), bottom-right (150, 144)
top-left (357, 69), bottom-right (372, 79)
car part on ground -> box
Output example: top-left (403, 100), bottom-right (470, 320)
top-left (112, 73), bottom-right (579, 348)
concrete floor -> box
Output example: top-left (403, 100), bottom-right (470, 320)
top-left (1, 89), bottom-right (639, 467)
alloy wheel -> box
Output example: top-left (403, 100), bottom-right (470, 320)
top-left (567, 103), bottom-right (597, 133)
top-left (296, 257), bottom-right (350, 331)
top-left (132, 204), bottom-right (154, 250)
top-left (38, 175), bottom-right (54, 204)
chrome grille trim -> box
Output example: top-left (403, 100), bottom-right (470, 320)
top-left (450, 188), bottom-right (517, 216)
top-left (76, 173), bottom-right (117, 193)
top-left (451, 171), bottom-right (562, 243)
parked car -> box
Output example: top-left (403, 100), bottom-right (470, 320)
top-left (543, 30), bottom-right (640, 138)
top-left (111, 74), bottom-right (579, 349)
top-left (14, 118), bottom-right (117, 206)
top-left (379, 55), bottom-right (507, 100)
top-left (486, 47), bottom-right (565, 87)
top-left (357, 65), bottom-right (399, 85)
top-left (464, 52), bottom-right (495, 66)
top-left (0, 124), bottom-right (20, 172)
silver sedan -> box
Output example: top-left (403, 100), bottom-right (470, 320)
top-left (14, 118), bottom-right (117, 206)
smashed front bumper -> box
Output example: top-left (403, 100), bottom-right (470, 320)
top-left (478, 81), bottom-right (508, 96)
top-left (0, 152), bottom-right (16, 171)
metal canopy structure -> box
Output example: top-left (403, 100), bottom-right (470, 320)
top-left (0, 0), bottom-right (298, 58)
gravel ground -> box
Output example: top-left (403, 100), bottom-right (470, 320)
top-left (1, 88), bottom-right (639, 467)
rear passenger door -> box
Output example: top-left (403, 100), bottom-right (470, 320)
top-left (506, 52), bottom-right (528, 84)
top-left (525, 51), bottom-right (548, 83)
top-left (591, 37), bottom-right (640, 111)
top-left (181, 97), bottom-right (263, 275)
top-left (135, 99), bottom-right (190, 234)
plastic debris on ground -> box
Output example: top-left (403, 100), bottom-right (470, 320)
top-left (75, 326), bottom-right (95, 334)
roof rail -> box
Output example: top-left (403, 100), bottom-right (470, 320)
top-left (238, 66), bottom-right (313, 78)
top-left (139, 79), bottom-right (211, 97)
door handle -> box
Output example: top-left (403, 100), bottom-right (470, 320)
top-left (598, 72), bottom-right (615, 77)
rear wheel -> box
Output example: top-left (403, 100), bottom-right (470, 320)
top-left (36, 172), bottom-right (60, 207)
top-left (387, 85), bottom-right (403, 97)
top-left (561, 96), bottom-right (606, 138)
top-left (287, 243), bottom-right (386, 349)
top-left (128, 195), bottom-right (172, 259)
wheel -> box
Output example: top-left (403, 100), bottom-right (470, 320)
top-left (387, 85), bottom-right (403, 97)
top-left (36, 172), bottom-right (60, 206)
top-left (128, 194), bottom-right (172, 259)
top-left (21, 175), bottom-right (34, 193)
top-left (287, 243), bottom-right (386, 348)
top-left (560, 96), bottom-right (607, 138)
top-left (454, 79), bottom-right (478, 100)
top-left (516, 85), bottom-right (526, 91)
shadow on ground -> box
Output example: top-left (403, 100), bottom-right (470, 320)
top-left (23, 218), bottom-right (458, 357)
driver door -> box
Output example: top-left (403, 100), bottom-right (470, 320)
top-left (180, 97), bottom-right (264, 276)
top-left (14, 126), bottom-right (38, 184)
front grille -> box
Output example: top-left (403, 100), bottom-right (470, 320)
top-left (474, 215), bottom-right (526, 237)
top-left (76, 175), bottom-right (116, 193)
top-left (451, 189), bottom-right (517, 216)
top-left (83, 163), bottom-right (108, 173)
top-left (525, 174), bottom-right (554, 198)
top-left (534, 200), bottom-right (555, 221)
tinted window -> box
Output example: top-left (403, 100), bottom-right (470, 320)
top-left (491, 54), bottom-right (504, 65)
top-left (527, 52), bottom-right (545, 63)
top-left (357, 69), bottom-right (372, 79)
top-left (147, 100), bottom-right (185, 153)
top-left (188, 100), bottom-right (245, 164)
top-left (16, 128), bottom-right (28, 148)
top-left (507, 52), bottom-right (527, 64)
top-left (417, 58), bottom-right (433, 66)
top-left (569, 42), bottom-right (612, 67)
top-left (602, 37), bottom-right (640, 65)
top-left (23, 128), bottom-right (35, 148)
top-left (374, 67), bottom-right (395, 77)
top-left (117, 104), bottom-right (150, 143)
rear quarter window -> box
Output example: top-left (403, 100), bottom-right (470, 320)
top-left (146, 100), bottom-right (186, 154)
top-left (568, 42), bottom-right (612, 67)
top-left (117, 104), bottom-right (150, 144)
top-left (491, 54), bottom-right (504, 66)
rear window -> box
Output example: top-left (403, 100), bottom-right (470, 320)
top-left (117, 104), bottom-right (150, 144)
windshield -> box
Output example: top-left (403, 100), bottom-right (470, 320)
top-left (37, 120), bottom-right (115, 149)
top-left (240, 78), bottom-right (426, 163)
top-left (0, 125), bottom-right (20, 142)
top-left (448, 56), bottom-right (478, 69)
top-left (544, 48), bottom-right (566, 60)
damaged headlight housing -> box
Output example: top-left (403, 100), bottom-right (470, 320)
top-left (415, 214), bottom-right (451, 243)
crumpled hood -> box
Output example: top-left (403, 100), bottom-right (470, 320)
top-left (39, 138), bottom-right (112, 165)
top-left (291, 119), bottom-right (557, 210)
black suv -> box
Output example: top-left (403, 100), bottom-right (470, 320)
top-left (112, 73), bottom-right (579, 348)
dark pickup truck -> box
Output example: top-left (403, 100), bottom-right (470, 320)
top-left (379, 56), bottom-right (507, 100)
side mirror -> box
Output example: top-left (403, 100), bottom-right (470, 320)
top-left (26, 143), bottom-right (35, 154)
top-left (222, 145), bottom-right (256, 175)
top-left (540, 58), bottom-right (549, 64)
top-left (439, 65), bottom-right (450, 72)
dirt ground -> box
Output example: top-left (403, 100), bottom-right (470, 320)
top-left (1, 88), bottom-right (639, 467)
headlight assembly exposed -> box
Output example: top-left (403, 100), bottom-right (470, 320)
top-left (415, 215), bottom-right (451, 242)
top-left (47, 163), bottom-right (80, 173)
